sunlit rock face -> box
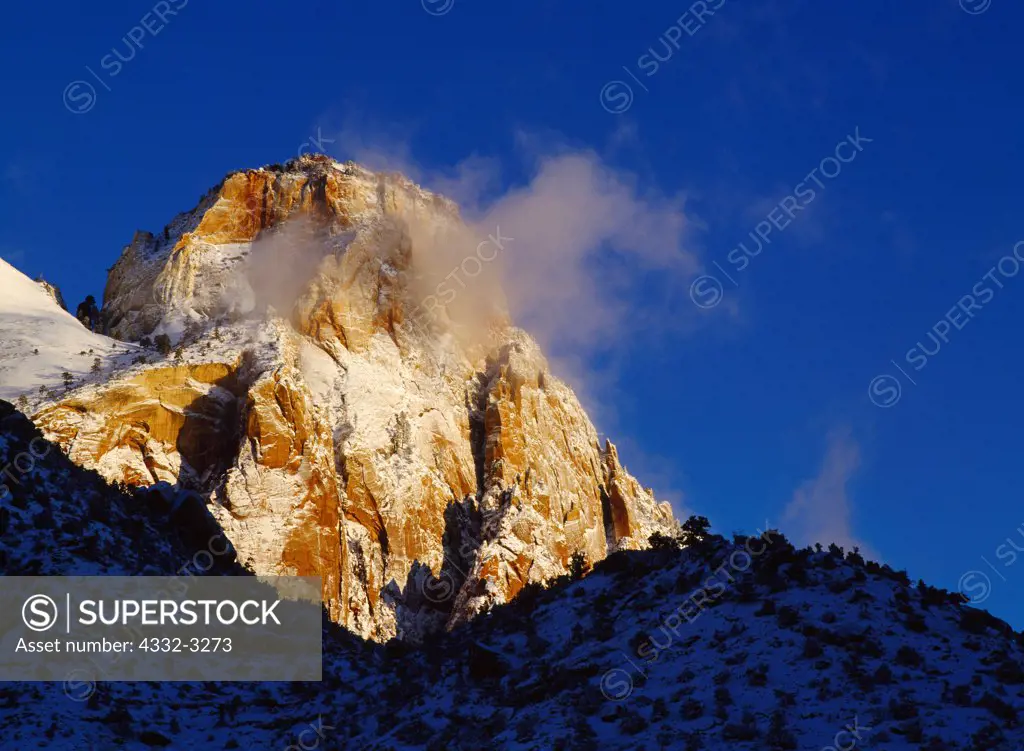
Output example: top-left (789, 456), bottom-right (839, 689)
top-left (34, 363), bottom-right (243, 487)
top-left (35, 278), bottom-right (66, 311)
top-left (30, 154), bottom-right (677, 641)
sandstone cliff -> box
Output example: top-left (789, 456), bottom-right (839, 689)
top-left (22, 155), bottom-right (677, 641)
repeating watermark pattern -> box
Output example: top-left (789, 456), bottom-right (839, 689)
top-left (421, 228), bottom-right (513, 316)
top-left (599, 0), bottom-right (726, 114)
top-left (62, 669), bottom-right (97, 702)
top-left (821, 718), bottom-right (872, 751)
top-left (422, 0), bottom-right (455, 16)
top-left (62, 0), bottom-right (189, 115)
top-left (957, 522), bottom-right (1024, 605)
top-left (600, 522), bottom-right (776, 701)
top-left (669, 525), bottom-right (777, 626)
top-left (178, 532), bottom-right (235, 578)
top-left (418, 528), bottom-right (483, 605)
top-left (57, 532), bottom-right (237, 700)
top-left (284, 715), bottom-right (336, 751)
top-left (0, 437), bottom-right (51, 505)
top-left (599, 658), bottom-right (647, 701)
top-left (689, 127), bottom-right (873, 310)
top-left (298, 127), bottom-right (337, 157)
top-left (868, 240), bottom-right (1024, 408)
top-left (405, 227), bottom-right (513, 343)
top-left (960, 0), bottom-right (992, 15)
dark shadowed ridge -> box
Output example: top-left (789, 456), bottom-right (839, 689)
top-left (2, 400), bottom-right (1024, 749)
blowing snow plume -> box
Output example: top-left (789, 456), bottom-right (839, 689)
top-left (207, 147), bottom-right (698, 383)
top-left (378, 147), bottom-right (699, 378)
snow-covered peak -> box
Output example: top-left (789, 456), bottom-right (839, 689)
top-left (4, 158), bottom-right (676, 648)
top-left (102, 156), bottom-right (462, 343)
top-left (0, 258), bottom-right (133, 402)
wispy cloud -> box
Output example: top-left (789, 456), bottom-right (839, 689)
top-left (0, 249), bottom-right (26, 267)
top-left (318, 117), bottom-right (700, 370)
top-left (309, 116), bottom-right (699, 510)
top-left (3, 161), bottom-right (44, 195)
top-left (782, 428), bottom-right (877, 559)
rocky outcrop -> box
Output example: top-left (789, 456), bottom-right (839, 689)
top-left (448, 336), bottom-right (676, 626)
top-left (27, 155), bottom-right (677, 641)
top-left (102, 156), bottom-right (458, 342)
top-left (220, 349), bottom-right (346, 624)
top-left (34, 278), bottom-right (66, 311)
top-left (34, 362), bottom-right (242, 488)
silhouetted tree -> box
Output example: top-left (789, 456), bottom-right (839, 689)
top-left (568, 551), bottom-right (587, 579)
top-left (680, 515), bottom-right (712, 545)
top-left (649, 531), bottom-right (681, 550)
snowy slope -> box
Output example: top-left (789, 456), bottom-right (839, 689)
top-left (0, 259), bottom-right (135, 401)
top-left (3, 431), bottom-right (1023, 751)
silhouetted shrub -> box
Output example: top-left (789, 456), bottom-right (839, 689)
top-left (978, 692), bottom-right (1018, 725)
top-left (512, 581), bottom-right (546, 613)
top-left (901, 719), bottom-right (924, 743)
top-left (961, 608), bottom-right (1013, 637)
top-left (777, 606), bottom-right (800, 629)
top-left (568, 550), bottom-right (587, 579)
top-left (951, 684), bottom-right (972, 707)
top-left (722, 711), bottom-right (759, 741)
top-left (802, 637), bottom-right (823, 659)
top-left (649, 531), bottom-right (680, 550)
top-left (619, 710), bottom-right (648, 735)
top-left (905, 612), bottom-right (928, 633)
top-left (972, 722), bottom-right (1006, 750)
top-left (995, 657), bottom-right (1024, 685)
top-left (895, 645), bottom-right (923, 668)
top-left (766, 710), bottom-right (797, 750)
top-left (680, 699), bottom-right (704, 720)
top-left (889, 695), bottom-right (918, 721)
top-left (747, 663), bottom-right (769, 687)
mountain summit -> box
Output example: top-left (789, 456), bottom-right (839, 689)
top-left (4, 155), bottom-right (676, 641)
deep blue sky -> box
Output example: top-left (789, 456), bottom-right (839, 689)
top-left (3, 1), bottom-right (1024, 626)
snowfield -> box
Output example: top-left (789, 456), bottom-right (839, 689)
top-left (0, 259), bottom-right (136, 402)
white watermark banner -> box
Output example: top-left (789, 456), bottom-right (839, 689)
top-left (1, 576), bottom-right (321, 681)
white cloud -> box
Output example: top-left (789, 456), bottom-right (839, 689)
top-left (782, 428), bottom-right (877, 559)
top-left (321, 117), bottom-right (699, 371)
